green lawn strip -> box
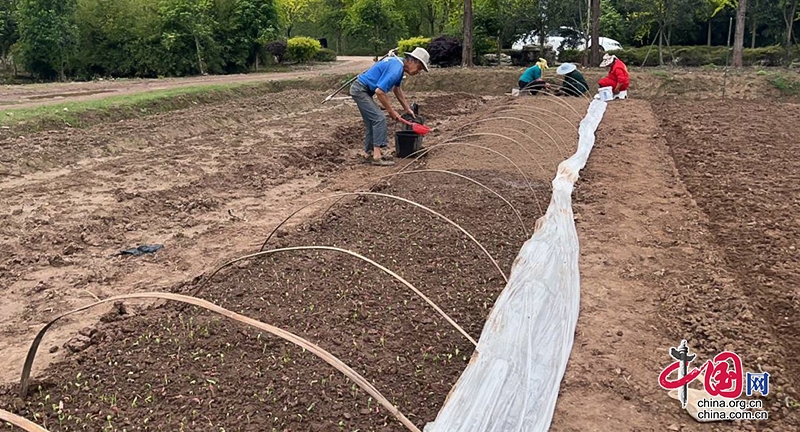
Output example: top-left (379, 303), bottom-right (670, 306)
top-left (0, 75), bottom-right (348, 133)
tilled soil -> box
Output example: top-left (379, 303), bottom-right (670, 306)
top-left (551, 99), bottom-right (798, 432)
top-left (657, 100), bottom-right (800, 428)
top-left (0, 87), bottom-right (489, 384)
top-left (0, 88), bottom-right (580, 430)
top-left (1, 170), bottom-right (551, 431)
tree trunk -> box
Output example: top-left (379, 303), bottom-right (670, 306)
top-left (497, 32), bottom-right (502, 63)
top-left (708, 19), bottom-right (712, 46)
top-left (658, 27), bottom-right (663, 66)
top-left (195, 35), bottom-right (205, 75)
top-left (786, 0), bottom-right (799, 48)
top-left (590, 0), bottom-right (600, 66)
top-left (255, 53), bottom-right (260, 71)
top-left (751, 0), bottom-right (758, 48)
top-left (732, 0), bottom-right (747, 67)
top-left (462, 0), bottom-right (474, 67)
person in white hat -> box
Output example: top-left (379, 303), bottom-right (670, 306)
top-left (598, 53), bottom-right (629, 99)
top-left (517, 58), bottom-right (550, 95)
top-left (349, 47), bottom-right (430, 166)
top-left (554, 62), bottom-right (589, 96)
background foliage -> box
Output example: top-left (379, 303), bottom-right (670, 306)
top-left (0, 0), bottom-right (798, 79)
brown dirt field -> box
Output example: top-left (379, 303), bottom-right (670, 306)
top-left (0, 80), bottom-right (583, 430)
top-left (1, 69), bottom-right (799, 431)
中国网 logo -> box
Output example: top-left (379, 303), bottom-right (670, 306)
top-left (658, 340), bottom-right (770, 421)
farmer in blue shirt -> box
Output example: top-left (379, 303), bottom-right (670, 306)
top-left (518, 58), bottom-right (549, 95)
top-left (350, 47), bottom-right (430, 166)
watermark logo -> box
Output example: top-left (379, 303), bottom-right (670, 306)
top-left (658, 340), bottom-right (770, 421)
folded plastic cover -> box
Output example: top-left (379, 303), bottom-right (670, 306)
top-left (424, 99), bottom-right (607, 432)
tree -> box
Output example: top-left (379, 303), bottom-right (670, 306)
top-left (782, 0), bottom-right (798, 48)
top-left (698, 0), bottom-right (735, 45)
top-left (590, 0), bottom-right (600, 65)
top-left (346, 0), bottom-right (404, 56)
top-left (317, 0), bottom-right (348, 51)
top-left (213, 0), bottom-right (279, 72)
top-left (159, 0), bottom-right (218, 75)
top-left (0, 0), bottom-right (18, 61)
top-left (599, 0), bottom-right (624, 42)
top-left (277, 0), bottom-right (316, 38)
top-left (462, 0), bottom-right (473, 66)
top-left (732, 0), bottom-right (746, 67)
top-left (15, 0), bottom-right (79, 80)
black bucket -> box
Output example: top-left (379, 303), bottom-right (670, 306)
top-left (395, 130), bottom-right (423, 158)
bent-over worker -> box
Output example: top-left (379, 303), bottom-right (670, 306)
top-left (349, 47), bottom-right (430, 166)
top-left (554, 63), bottom-right (589, 96)
top-left (598, 53), bottom-right (629, 99)
top-left (518, 58), bottom-right (549, 95)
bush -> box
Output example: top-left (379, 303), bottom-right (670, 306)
top-left (612, 45), bottom-right (799, 67)
top-left (286, 36), bottom-right (321, 63)
top-left (265, 40), bottom-right (287, 64)
top-left (474, 36), bottom-right (497, 58)
top-left (506, 46), bottom-right (555, 66)
top-left (428, 35), bottom-right (462, 67)
top-left (558, 49), bottom-right (583, 63)
top-left (314, 48), bottom-right (338, 62)
top-left (398, 37), bottom-right (431, 55)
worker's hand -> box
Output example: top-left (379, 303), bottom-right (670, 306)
top-left (390, 111), bottom-right (403, 121)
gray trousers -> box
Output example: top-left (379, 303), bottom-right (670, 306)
top-left (350, 80), bottom-right (388, 153)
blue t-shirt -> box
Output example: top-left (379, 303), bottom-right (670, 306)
top-left (357, 57), bottom-right (405, 94)
top-left (520, 65), bottom-right (542, 83)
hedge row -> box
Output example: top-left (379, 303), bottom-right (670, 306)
top-left (558, 45), bottom-right (800, 67)
top-left (398, 37), bottom-right (431, 55)
top-left (264, 38), bottom-right (337, 64)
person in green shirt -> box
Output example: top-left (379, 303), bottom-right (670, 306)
top-left (518, 58), bottom-right (549, 95)
top-left (554, 63), bottom-right (589, 97)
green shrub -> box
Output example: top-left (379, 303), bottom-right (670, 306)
top-left (428, 35), bottom-right (462, 67)
top-left (398, 37), bottom-right (431, 55)
top-left (474, 36), bottom-right (497, 57)
top-left (742, 45), bottom-right (787, 66)
top-left (612, 45), bottom-right (799, 67)
top-left (265, 40), bottom-right (287, 64)
top-left (506, 46), bottom-right (555, 66)
top-left (314, 48), bottom-right (337, 62)
top-left (286, 37), bottom-right (322, 63)
top-left (558, 49), bottom-right (583, 63)
top-left (768, 74), bottom-right (800, 96)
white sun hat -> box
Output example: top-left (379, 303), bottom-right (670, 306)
top-left (556, 63), bottom-right (577, 75)
top-left (600, 53), bottom-right (616, 67)
top-left (405, 47), bottom-right (431, 71)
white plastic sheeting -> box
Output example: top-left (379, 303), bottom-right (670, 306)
top-left (423, 99), bottom-right (607, 432)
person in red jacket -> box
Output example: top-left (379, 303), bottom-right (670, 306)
top-left (598, 53), bottom-right (629, 99)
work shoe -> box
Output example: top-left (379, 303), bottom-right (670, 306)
top-left (614, 90), bottom-right (628, 100)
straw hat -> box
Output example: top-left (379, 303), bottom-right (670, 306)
top-left (536, 58), bottom-right (549, 70)
top-left (600, 53), bottom-right (616, 67)
top-left (405, 47), bottom-right (431, 71)
top-left (556, 63), bottom-right (577, 75)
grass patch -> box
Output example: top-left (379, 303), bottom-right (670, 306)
top-left (0, 76), bottom-right (347, 133)
top-left (768, 74), bottom-right (800, 96)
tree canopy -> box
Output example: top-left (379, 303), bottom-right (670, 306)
top-left (0, 0), bottom-right (797, 79)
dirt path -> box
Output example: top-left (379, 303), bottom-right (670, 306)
top-left (553, 99), bottom-right (798, 431)
top-left (0, 57), bottom-right (374, 109)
